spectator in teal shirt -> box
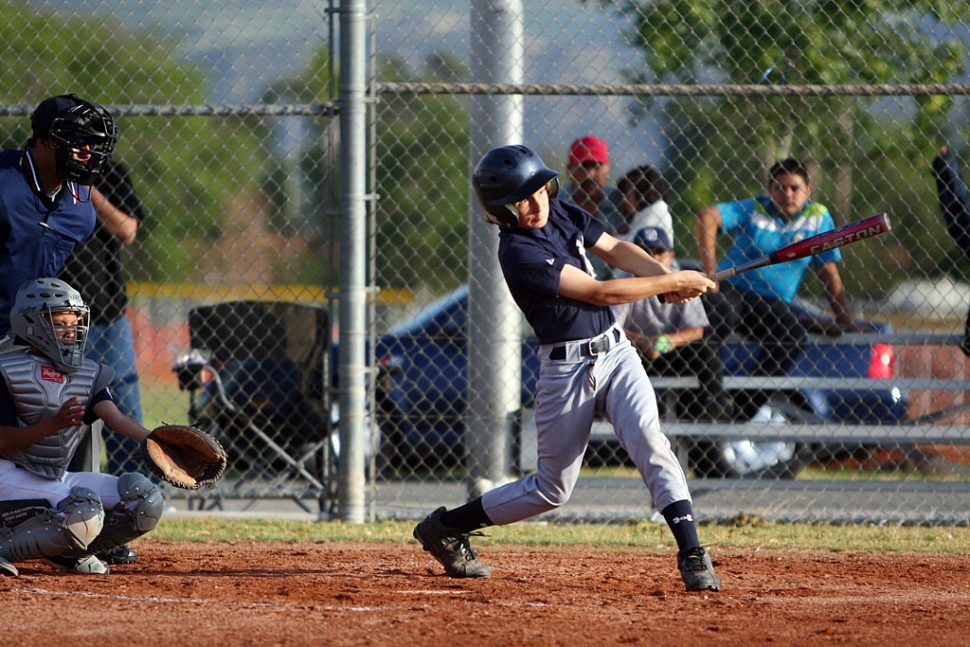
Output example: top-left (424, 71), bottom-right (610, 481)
top-left (695, 158), bottom-right (860, 419)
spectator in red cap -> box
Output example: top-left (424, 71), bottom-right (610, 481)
top-left (562, 136), bottom-right (625, 278)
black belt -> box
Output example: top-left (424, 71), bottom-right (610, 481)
top-left (549, 328), bottom-right (620, 361)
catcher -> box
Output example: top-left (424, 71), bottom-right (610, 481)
top-left (0, 278), bottom-right (224, 576)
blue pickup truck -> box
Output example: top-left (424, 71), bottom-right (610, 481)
top-left (372, 284), bottom-right (910, 478)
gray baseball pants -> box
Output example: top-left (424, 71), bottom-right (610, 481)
top-left (482, 326), bottom-right (691, 525)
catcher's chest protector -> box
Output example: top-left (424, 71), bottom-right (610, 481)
top-left (0, 351), bottom-right (98, 479)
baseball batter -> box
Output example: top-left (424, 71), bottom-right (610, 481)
top-left (413, 144), bottom-right (722, 592)
top-left (0, 278), bottom-right (162, 577)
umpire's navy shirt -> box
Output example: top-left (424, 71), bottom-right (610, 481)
top-left (0, 150), bottom-right (95, 336)
top-left (498, 198), bottom-right (614, 344)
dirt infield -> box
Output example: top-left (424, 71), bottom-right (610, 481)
top-left (2, 541), bottom-right (968, 646)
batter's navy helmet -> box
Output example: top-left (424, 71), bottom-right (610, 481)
top-left (472, 145), bottom-right (559, 227)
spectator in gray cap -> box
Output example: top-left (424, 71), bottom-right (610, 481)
top-left (612, 227), bottom-right (732, 422)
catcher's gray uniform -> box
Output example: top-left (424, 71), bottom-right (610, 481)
top-left (0, 350), bottom-right (163, 571)
top-left (481, 199), bottom-right (690, 524)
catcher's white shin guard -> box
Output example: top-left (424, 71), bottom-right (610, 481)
top-left (86, 473), bottom-right (163, 556)
top-left (0, 487), bottom-right (104, 562)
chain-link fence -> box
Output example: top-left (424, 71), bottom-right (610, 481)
top-left (4, 1), bottom-right (970, 524)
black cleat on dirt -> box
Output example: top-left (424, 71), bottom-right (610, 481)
top-left (413, 506), bottom-right (491, 578)
top-left (97, 544), bottom-right (138, 565)
top-left (678, 546), bottom-right (722, 592)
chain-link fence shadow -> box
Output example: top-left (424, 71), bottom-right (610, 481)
top-left (3, 1), bottom-right (970, 522)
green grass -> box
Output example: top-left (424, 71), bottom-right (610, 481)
top-left (147, 516), bottom-right (970, 554)
top-left (140, 377), bottom-right (190, 429)
top-left (579, 464), bottom-right (970, 482)
top-left (135, 382), bottom-right (970, 554)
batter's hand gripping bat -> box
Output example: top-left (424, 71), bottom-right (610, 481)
top-left (710, 213), bottom-right (891, 282)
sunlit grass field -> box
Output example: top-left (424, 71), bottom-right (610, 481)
top-left (140, 375), bottom-right (190, 429)
top-left (148, 516), bottom-right (970, 554)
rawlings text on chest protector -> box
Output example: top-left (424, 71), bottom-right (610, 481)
top-left (0, 351), bottom-right (99, 479)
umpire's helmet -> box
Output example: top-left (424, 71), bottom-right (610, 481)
top-left (31, 94), bottom-right (118, 186)
top-left (472, 145), bottom-right (559, 227)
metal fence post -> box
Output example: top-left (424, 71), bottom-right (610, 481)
top-left (336, 0), bottom-right (370, 522)
top-left (466, 0), bottom-right (526, 499)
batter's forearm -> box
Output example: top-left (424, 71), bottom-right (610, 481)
top-left (590, 272), bottom-right (710, 306)
top-left (591, 239), bottom-right (668, 278)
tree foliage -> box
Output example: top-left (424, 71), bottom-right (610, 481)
top-left (591, 0), bottom-right (970, 294)
top-left (374, 52), bottom-right (471, 291)
top-left (263, 47), bottom-right (472, 291)
top-left (0, 3), bottom-right (270, 282)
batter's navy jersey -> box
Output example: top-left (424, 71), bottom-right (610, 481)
top-left (498, 199), bottom-right (613, 344)
top-left (0, 150), bottom-right (96, 336)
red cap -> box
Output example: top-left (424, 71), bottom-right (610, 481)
top-left (569, 136), bottom-right (609, 166)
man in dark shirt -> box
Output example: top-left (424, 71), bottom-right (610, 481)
top-left (933, 147), bottom-right (970, 356)
top-left (59, 160), bottom-right (144, 476)
top-left (0, 94), bottom-right (117, 339)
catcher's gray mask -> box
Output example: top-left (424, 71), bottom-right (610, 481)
top-left (11, 278), bottom-right (90, 373)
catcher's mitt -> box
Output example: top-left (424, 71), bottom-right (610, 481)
top-left (142, 424), bottom-right (227, 490)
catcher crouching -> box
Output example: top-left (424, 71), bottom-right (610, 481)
top-left (0, 278), bottom-right (225, 577)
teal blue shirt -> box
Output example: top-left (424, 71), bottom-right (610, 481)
top-left (717, 196), bottom-right (841, 303)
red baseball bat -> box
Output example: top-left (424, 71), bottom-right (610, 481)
top-left (711, 213), bottom-right (891, 281)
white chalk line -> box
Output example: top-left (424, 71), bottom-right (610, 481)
top-left (756, 591), bottom-right (970, 606)
top-left (8, 586), bottom-right (549, 611)
top-left (5, 587), bottom-right (454, 613)
top-left (8, 587), bottom-right (263, 607)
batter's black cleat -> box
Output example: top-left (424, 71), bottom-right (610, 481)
top-left (97, 544), bottom-right (138, 565)
top-left (678, 546), bottom-right (721, 592)
top-left (413, 506), bottom-right (491, 578)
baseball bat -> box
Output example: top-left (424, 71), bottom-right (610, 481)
top-left (711, 213), bottom-right (891, 281)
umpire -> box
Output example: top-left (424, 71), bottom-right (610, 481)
top-left (413, 145), bottom-right (722, 592)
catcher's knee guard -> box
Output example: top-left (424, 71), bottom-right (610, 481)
top-left (86, 472), bottom-right (163, 555)
top-left (0, 487), bottom-right (104, 562)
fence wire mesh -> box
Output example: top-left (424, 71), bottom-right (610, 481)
top-left (3, 1), bottom-right (970, 523)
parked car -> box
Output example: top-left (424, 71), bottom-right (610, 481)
top-left (363, 285), bottom-right (911, 478)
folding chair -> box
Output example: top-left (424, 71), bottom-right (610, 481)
top-left (175, 301), bottom-right (334, 513)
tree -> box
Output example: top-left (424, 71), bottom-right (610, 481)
top-left (374, 52), bottom-right (471, 291)
top-left (261, 47), bottom-right (472, 292)
top-left (0, 4), bottom-right (270, 283)
top-left (590, 0), bottom-right (970, 295)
